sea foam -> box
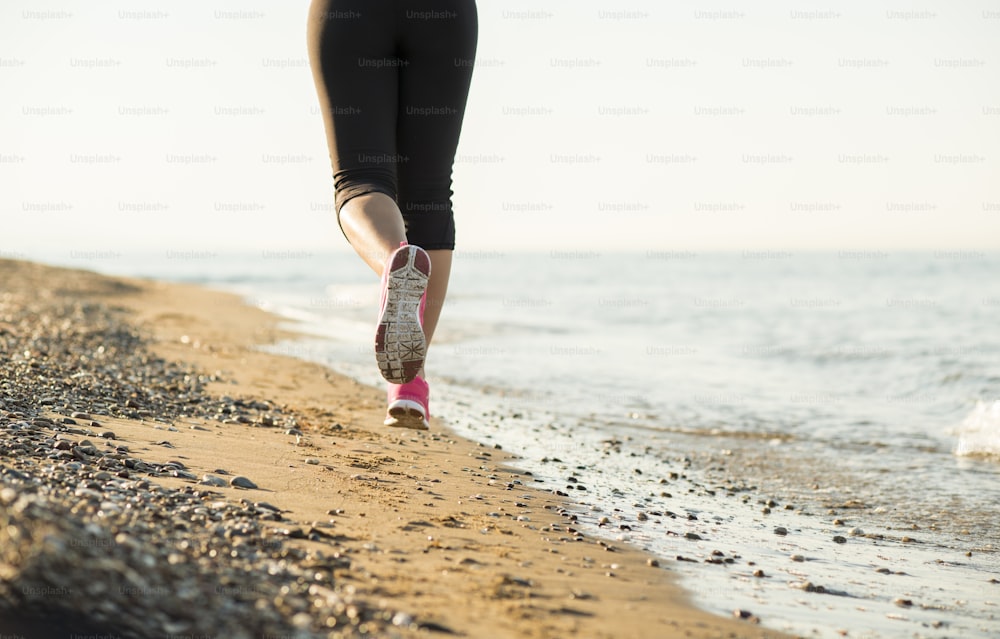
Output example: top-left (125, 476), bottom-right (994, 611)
top-left (954, 400), bottom-right (1000, 457)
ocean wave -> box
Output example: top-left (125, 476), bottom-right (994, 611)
top-left (954, 400), bottom-right (1000, 457)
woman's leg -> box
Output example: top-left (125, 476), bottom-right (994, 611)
top-left (421, 249), bottom-right (452, 353)
top-left (394, 1), bottom-right (478, 356)
top-left (307, 0), bottom-right (402, 266)
top-left (338, 192), bottom-right (407, 274)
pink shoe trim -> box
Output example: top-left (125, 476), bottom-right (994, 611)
top-left (385, 376), bottom-right (430, 430)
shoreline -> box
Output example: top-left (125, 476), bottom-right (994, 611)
top-left (0, 259), bottom-right (783, 638)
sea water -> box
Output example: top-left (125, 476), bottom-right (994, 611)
top-left (48, 249), bottom-right (1000, 637)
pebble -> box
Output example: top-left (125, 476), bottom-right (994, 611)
top-left (833, 535), bottom-right (847, 544)
top-left (305, 458), bottom-right (320, 465)
top-left (774, 526), bottom-right (788, 536)
top-left (790, 554), bottom-right (805, 562)
top-left (229, 476), bottom-right (258, 490)
top-left (199, 475), bottom-right (228, 488)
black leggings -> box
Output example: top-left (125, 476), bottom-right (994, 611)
top-left (307, 0), bottom-right (478, 250)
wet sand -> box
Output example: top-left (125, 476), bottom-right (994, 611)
top-left (0, 259), bottom-right (785, 638)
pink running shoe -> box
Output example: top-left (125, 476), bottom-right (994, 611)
top-left (375, 242), bottom-right (430, 384)
top-left (385, 376), bottom-right (430, 430)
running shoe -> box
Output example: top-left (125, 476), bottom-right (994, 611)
top-left (375, 242), bottom-right (430, 384)
top-left (384, 376), bottom-right (430, 430)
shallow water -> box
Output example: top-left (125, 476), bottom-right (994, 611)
top-left (42, 249), bottom-right (1000, 637)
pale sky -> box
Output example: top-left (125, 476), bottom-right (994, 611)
top-left (2, 0), bottom-right (998, 263)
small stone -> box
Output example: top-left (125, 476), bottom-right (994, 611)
top-left (646, 558), bottom-right (659, 567)
top-left (305, 458), bottom-right (320, 465)
top-left (637, 512), bottom-right (649, 521)
top-left (71, 411), bottom-right (91, 420)
top-left (733, 609), bottom-right (754, 619)
top-left (99, 430), bottom-right (116, 440)
top-left (684, 532), bottom-right (702, 541)
top-left (200, 475), bottom-right (228, 488)
top-left (229, 476), bottom-right (258, 489)
top-left (833, 535), bottom-right (847, 544)
top-left (392, 612), bottom-right (414, 627)
top-left (774, 526), bottom-right (788, 536)
top-left (849, 527), bottom-right (864, 536)
top-left (753, 569), bottom-right (765, 578)
top-left (894, 598), bottom-right (913, 607)
top-left (790, 554), bottom-right (805, 562)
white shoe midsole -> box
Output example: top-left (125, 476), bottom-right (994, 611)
top-left (387, 399), bottom-right (426, 417)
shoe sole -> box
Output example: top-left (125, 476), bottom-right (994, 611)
top-left (375, 246), bottom-right (430, 384)
top-left (384, 404), bottom-right (430, 431)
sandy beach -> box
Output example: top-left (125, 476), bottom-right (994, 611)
top-left (0, 258), bottom-right (786, 638)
